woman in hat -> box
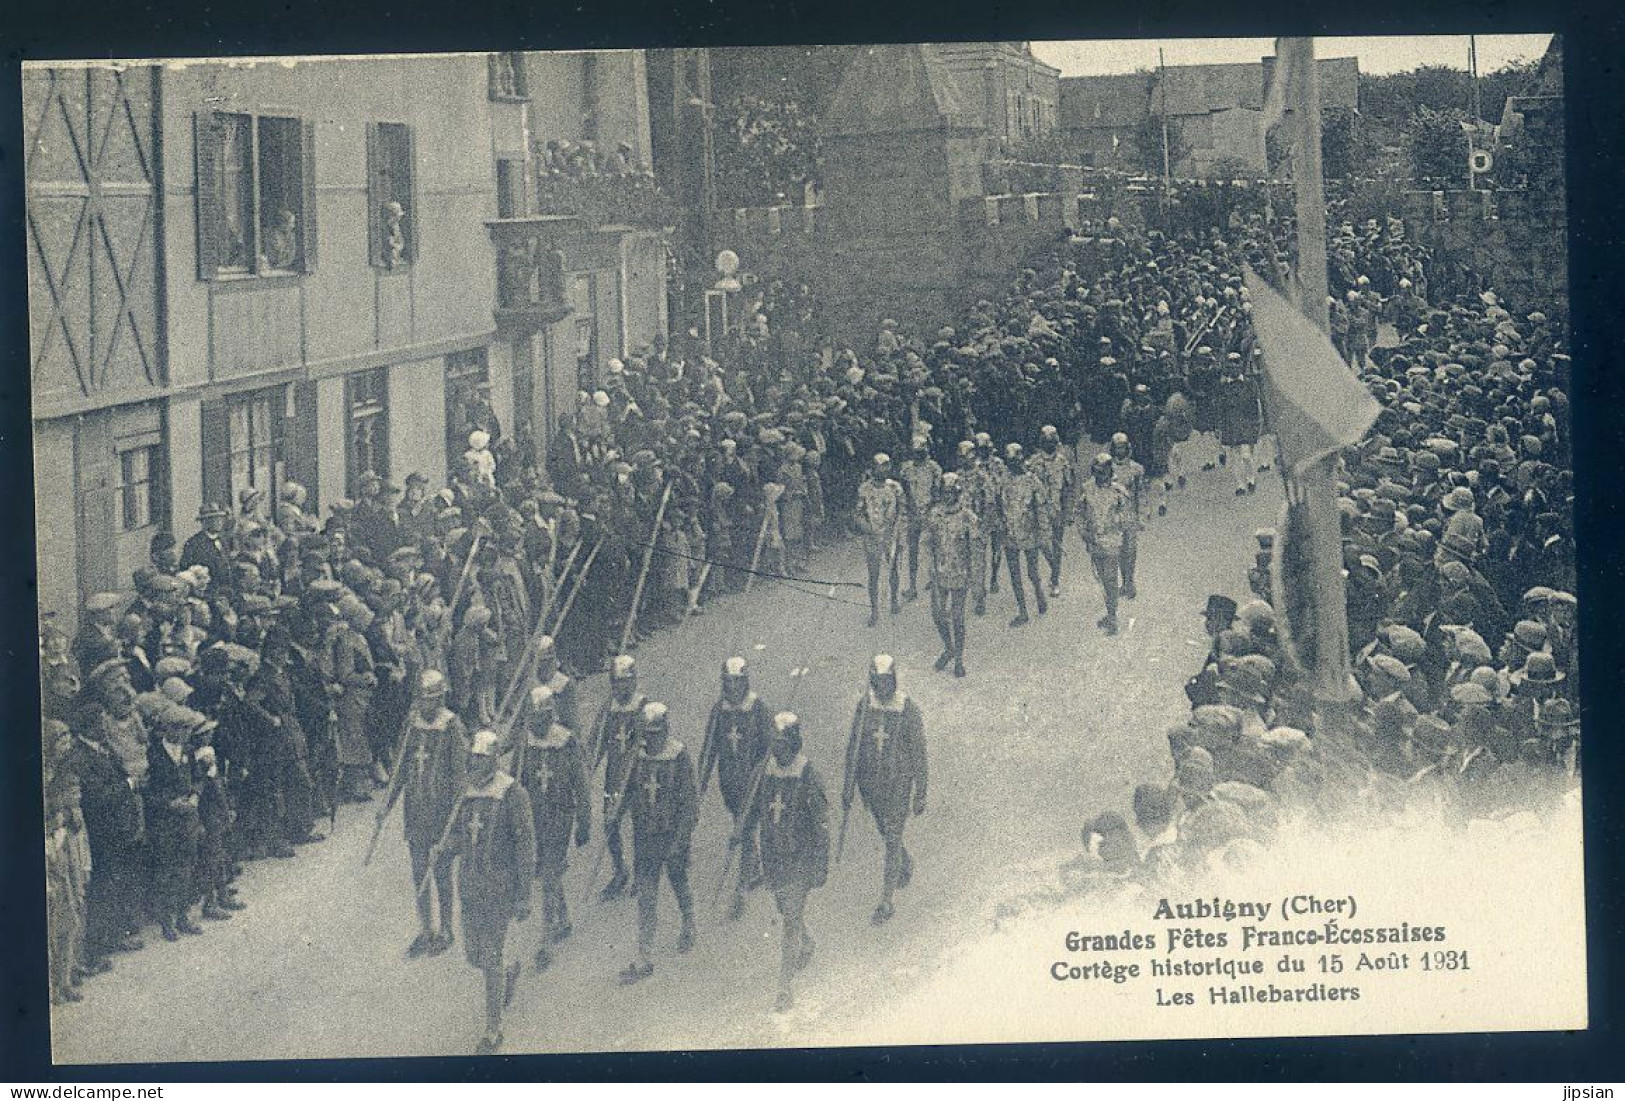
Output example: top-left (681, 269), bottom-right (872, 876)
top-left (332, 597), bottom-right (379, 802)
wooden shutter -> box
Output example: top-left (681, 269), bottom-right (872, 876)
top-left (199, 397), bottom-right (231, 512)
top-left (194, 112), bottom-right (223, 280)
top-left (300, 120), bottom-right (318, 272)
top-left (404, 124), bottom-right (420, 262)
top-left (288, 379), bottom-right (321, 516)
top-left (75, 411), bottom-right (119, 597)
top-left (365, 121), bottom-right (381, 267)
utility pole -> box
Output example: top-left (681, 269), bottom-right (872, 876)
top-left (1469, 34), bottom-right (1482, 121)
top-left (1158, 47), bottom-right (1173, 203)
top-left (1281, 36), bottom-right (1356, 705)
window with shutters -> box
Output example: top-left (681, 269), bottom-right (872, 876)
top-left (489, 53), bottom-right (529, 101)
top-left (496, 158), bottom-right (524, 219)
top-left (228, 391), bottom-right (279, 500)
top-left (368, 122), bottom-right (417, 268)
top-left (117, 443), bottom-right (164, 533)
top-left (196, 111), bottom-right (316, 279)
top-left (346, 368), bottom-right (390, 498)
top-left (200, 387), bottom-right (285, 514)
top-left (445, 349), bottom-right (492, 466)
top-left (216, 113), bottom-right (256, 271)
top-left (569, 274), bottom-right (598, 391)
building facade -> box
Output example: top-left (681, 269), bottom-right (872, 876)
top-left (27, 51), bottom-right (669, 629)
top-left (1061, 55), bottom-right (1359, 176)
top-left (932, 42), bottom-right (1061, 148)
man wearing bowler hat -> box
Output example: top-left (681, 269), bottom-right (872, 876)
top-left (181, 503), bottom-right (234, 597)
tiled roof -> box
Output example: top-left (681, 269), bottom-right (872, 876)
top-left (824, 43), bottom-right (979, 136)
top-left (1061, 56), bottom-right (1358, 131)
top-left (1059, 72), bottom-right (1153, 129)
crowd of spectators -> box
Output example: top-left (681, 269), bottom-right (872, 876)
top-left (1039, 207), bottom-right (1578, 897)
top-left (39, 173), bottom-right (1576, 1005)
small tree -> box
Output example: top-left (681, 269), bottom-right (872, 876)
top-left (1132, 113), bottom-right (1189, 177)
top-left (1206, 156), bottom-right (1254, 182)
top-left (1321, 105), bottom-right (1358, 178)
top-left (1404, 105), bottom-right (1472, 185)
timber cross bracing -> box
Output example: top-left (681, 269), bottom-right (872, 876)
top-left (26, 65), bottom-right (163, 406)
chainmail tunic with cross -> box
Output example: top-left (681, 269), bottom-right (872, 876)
top-left (626, 738), bottom-right (699, 872)
top-left (701, 690), bottom-right (771, 817)
top-left (399, 707), bottom-right (468, 842)
top-left (750, 755), bottom-right (832, 892)
top-left (847, 690), bottom-right (928, 829)
top-left (445, 772), bottom-right (534, 971)
top-left (591, 692), bottom-right (648, 801)
top-left (518, 721), bottom-right (591, 880)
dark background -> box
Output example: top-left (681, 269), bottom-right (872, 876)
top-left (3, 0), bottom-right (1623, 1080)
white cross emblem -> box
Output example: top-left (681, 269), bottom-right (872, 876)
top-left (643, 769), bottom-right (661, 808)
top-left (533, 758), bottom-right (552, 792)
top-left (466, 807), bottom-right (485, 853)
top-left (870, 722), bottom-right (888, 753)
top-left (769, 790), bottom-right (787, 826)
top-left (614, 722), bottom-right (631, 752)
top-left (724, 722), bottom-right (742, 753)
top-left (412, 741), bottom-right (430, 781)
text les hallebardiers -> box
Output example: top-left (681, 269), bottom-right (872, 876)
top-left (1051, 894), bottom-right (1461, 1007)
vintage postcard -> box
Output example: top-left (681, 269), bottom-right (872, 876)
top-left (27, 33), bottom-right (1582, 1063)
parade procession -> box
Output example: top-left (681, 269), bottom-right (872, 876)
top-left (26, 33), bottom-right (1581, 1061)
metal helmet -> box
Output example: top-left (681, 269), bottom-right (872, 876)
top-left (772, 711), bottom-right (803, 752)
top-left (869, 654), bottom-right (898, 699)
top-left (1092, 452), bottom-right (1114, 478)
top-left (529, 685), bottom-right (556, 715)
top-left (721, 655), bottom-right (750, 700)
top-left (640, 700), bottom-right (669, 732)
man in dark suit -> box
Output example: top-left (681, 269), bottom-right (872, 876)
top-left (181, 503), bottom-right (233, 598)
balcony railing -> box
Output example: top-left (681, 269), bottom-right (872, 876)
top-left (485, 215), bottom-right (579, 334)
top-left (532, 169), bottom-right (679, 231)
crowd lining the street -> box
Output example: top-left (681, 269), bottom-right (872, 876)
top-left (40, 177), bottom-right (1577, 1010)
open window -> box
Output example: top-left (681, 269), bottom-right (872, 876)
top-left (489, 53), bottom-right (529, 101)
top-left (196, 111), bottom-right (316, 279)
top-left (368, 121), bottom-right (418, 269)
top-left (345, 368), bottom-right (390, 499)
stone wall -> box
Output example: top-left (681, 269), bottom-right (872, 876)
top-left (710, 181), bottom-right (1151, 352)
top-left (1402, 189), bottom-right (1568, 315)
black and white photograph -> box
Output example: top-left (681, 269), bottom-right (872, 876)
top-left (23, 31), bottom-right (1587, 1064)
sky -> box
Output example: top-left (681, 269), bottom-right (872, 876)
top-left (1030, 35), bottom-right (1554, 77)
